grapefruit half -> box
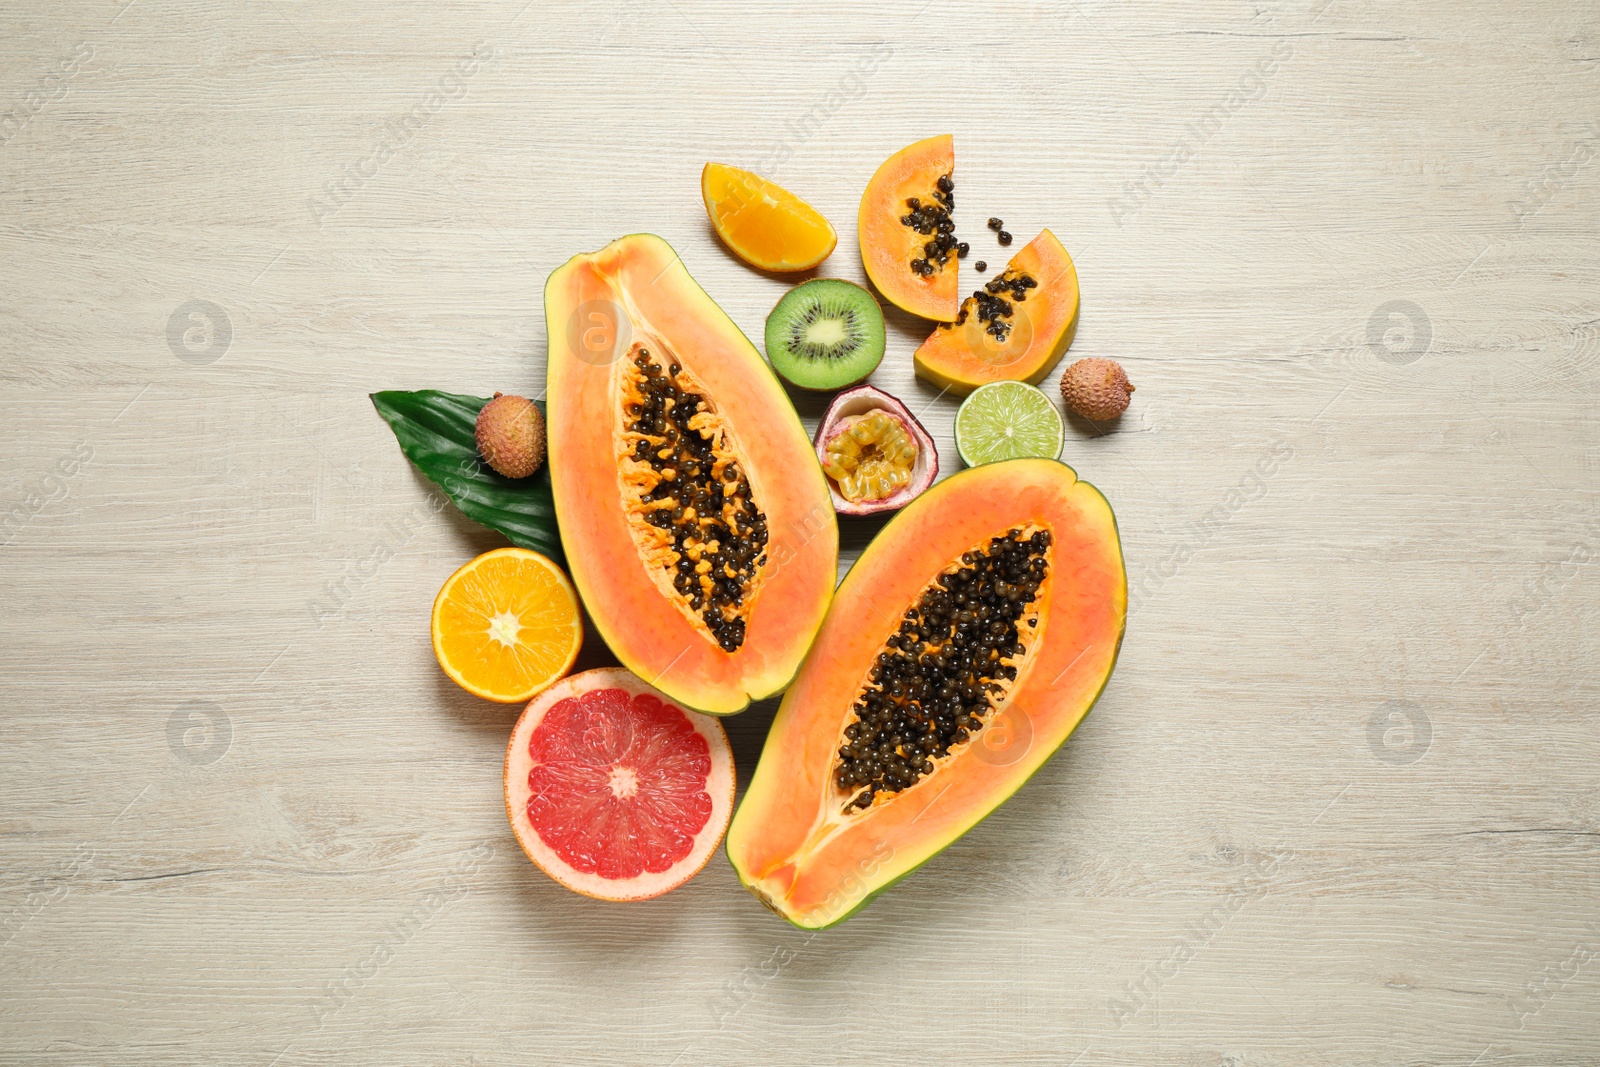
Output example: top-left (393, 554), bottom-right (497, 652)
top-left (504, 667), bottom-right (735, 901)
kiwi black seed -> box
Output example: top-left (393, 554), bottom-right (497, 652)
top-left (764, 278), bottom-right (887, 391)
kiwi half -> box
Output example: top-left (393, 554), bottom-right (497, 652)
top-left (764, 278), bottom-right (886, 391)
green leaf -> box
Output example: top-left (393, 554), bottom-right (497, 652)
top-left (370, 390), bottom-right (562, 563)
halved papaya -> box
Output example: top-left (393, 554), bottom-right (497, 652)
top-left (859, 135), bottom-right (959, 322)
top-left (913, 229), bottom-right (1080, 395)
top-left (726, 458), bottom-right (1124, 927)
top-left (545, 234), bottom-right (838, 715)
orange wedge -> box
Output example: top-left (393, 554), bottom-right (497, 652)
top-left (702, 163), bottom-right (837, 272)
top-left (431, 547), bottom-right (583, 704)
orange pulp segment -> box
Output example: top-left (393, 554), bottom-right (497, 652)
top-left (702, 163), bottom-right (837, 272)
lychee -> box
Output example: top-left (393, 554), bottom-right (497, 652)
top-left (475, 393), bottom-right (546, 479)
top-left (1059, 359), bottom-right (1134, 422)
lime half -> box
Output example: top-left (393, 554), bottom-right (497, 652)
top-left (954, 381), bottom-right (1065, 467)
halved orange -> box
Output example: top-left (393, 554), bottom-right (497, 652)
top-left (431, 547), bottom-right (583, 704)
top-left (702, 163), bottom-right (837, 272)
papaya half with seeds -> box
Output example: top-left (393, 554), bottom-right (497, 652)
top-left (859, 134), bottom-right (960, 322)
top-left (914, 229), bottom-right (1080, 395)
top-left (726, 458), bottom-right (1124, 927)
top-left (545, 234), bottom-right (837, 715)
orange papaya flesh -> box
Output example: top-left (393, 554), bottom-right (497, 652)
top-left (859, 134), bottom-right (960, 322)
top-left (544, 234), bottom-right (838, 715)
top-left (726, 458), bottom-right (1125, 927)
top-left (913, 228), bottom-right (1080, 396)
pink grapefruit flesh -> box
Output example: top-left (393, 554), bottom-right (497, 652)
top-left (504, 667), bottom-right (735, 901)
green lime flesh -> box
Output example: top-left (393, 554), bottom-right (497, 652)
top-left (764, 278), bottom-right (886, 391)
top-left (954, 381), bottom-right (1065, 467)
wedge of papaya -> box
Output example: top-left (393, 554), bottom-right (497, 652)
top-left (913, 229), bottom-right (1080, 395)
top-left (726, 458), bottom-right (1124, 927)
top-left (545, 234), bottom-right (837, 715)
top-left (859, 134), bottom-right (960, 322)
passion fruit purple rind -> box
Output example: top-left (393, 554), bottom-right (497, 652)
top-left (813, 384), bottom-right (938, 517)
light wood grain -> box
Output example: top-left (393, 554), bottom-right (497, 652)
top-left (2, 0), bottom-right (1598, 1063)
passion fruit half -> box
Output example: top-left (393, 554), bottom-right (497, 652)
top-left (813, 384), bottom-right (938, 517)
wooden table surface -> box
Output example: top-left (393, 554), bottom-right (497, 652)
top-left (3, 1), bottom-right (1597, 1063)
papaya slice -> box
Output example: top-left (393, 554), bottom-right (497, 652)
top-left (913, 229), bottom-right (1081, 396)
top-left (726, 458), bottom-right (1125, 927)
top-left (544, 234), bottom-right (838, 715)
top-left (859, 135), bottom-right (960, 322)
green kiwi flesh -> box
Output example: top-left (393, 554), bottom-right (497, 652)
top-left (764, 279), bottom-right (886, 391)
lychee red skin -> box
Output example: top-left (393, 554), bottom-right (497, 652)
top-left (475, 393), bottom-right (547, 479)
top-left (1059, 359), bottom-right (1135, 422)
